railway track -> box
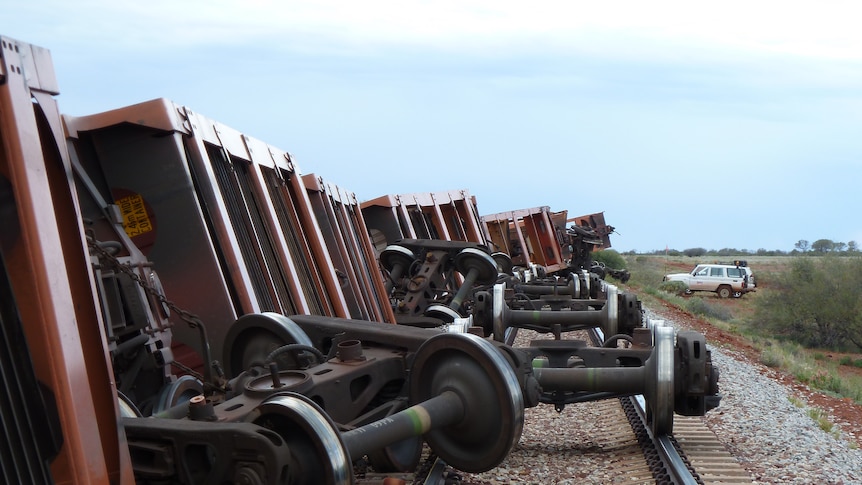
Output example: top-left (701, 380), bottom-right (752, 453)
top-left (594, 325), bottom-right (751, 484)
top-left (623, 395), bottom-right (747, 484)
top-left (671, 415), bottom-right (754, 484)
top-left (385, 398), bottom-right (752, 484)
top-left (375, 325), bottom-right (754, 485)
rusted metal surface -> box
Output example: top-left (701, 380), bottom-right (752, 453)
top-left (1, 33), bottom-right (727, 485)
top-left (63, 99), bottom-right (358, 363)
top-left (303, 174), bottom-right (396, 324)
top-left (483, 206), bottom-right (626, 281)
top-left (0, 35), bottom-right (133, 484)
top-left (361, 189), bottom-right (490, 250)
top-left (482, 206), bottom-right (569, 273)
top-left (118, 328), bottom-right (526, 482)
top-left (569, 211), bottom-right (615, 249)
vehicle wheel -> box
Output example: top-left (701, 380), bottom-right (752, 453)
top-left (684, 288), bottom-right (693, 296)
top-left (732, 291), bottom-right (743, 298)
top-left (717, 285), bottom-right (732, 299)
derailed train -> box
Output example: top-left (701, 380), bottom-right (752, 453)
top-left (0, 35), bottom-right (719, 484)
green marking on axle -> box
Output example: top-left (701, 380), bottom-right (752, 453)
top-left (587, 368), bottom-right (598, 388)
top-left (405, 406), bottom-right (431, 434)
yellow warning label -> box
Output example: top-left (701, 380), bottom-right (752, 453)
top-left (116, 193), bottom-right (153, 238)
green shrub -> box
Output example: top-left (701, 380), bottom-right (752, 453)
top-left (685, 298), bottom-right (733, 321)
top-left (592, 249), bottom-right (627, 270)
top-left (839, 356), bottom-right (853, 366)
top-left (658, 280), bottom-right (688, 296)
top-left (807, 408), bottom-right (834, 433)
top-left (760, 349), bottom-right (783, 368)
top-left (793, 365), bottom-right (815, 385)
top-left (752, 256), bottom-right (862, 351)
top-left (811, 370), bottom-right (844, 395)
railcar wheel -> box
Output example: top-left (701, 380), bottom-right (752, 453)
top-left (223, 312), bottom-right (314, 378)
top-left (118, 391), bottom-right (142, 418)
top-left (491, 251), bottom-right (513, 275)
top-left (424, 304), bottom-right (461, 323)
top-left (380, 245), bottom-right (416, 272)
top-left (153, 375), bottom-right (203, 414)
top-left (453, 248), bottom-right (499, 286)
top-left (578, 270), bottom-right (590, 299)
top-left (252, 393), bottom-right (352, 485)
top-left (603, 285), bottom-right (619, 337)
top-left (476, 284), bottom-right (516, 343)
top-left (644, 325), bottom-right (675, 435)
top-left (409, 332), bottom-right (524, 473)
top-left (645, 318), bottom-right (665, 345)
top-left (491, 283), bottom-right (507, 342)
top-left (566, 273), bottom-right (580, 299)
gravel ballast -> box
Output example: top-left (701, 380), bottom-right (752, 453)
top-left (652, 308), bottom-right (862, 484)
top-left (460, 306), bottom-right (862, 484)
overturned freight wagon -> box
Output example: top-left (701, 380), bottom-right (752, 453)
top-left (1, 34), bottom-right (719, 485)
top-left (361, 189), bottom-right (491, 250)
top-left (63, 99), bottom-right (396, 368)
top-left (1, 39), bottom-right (525, 482)
top-left (483, 206), bottom-right (629, 282)
top-left (302, 174), bottom-right (395, 323)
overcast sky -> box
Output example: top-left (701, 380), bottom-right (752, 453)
top-left (4, 1), bottom-right (861, 253)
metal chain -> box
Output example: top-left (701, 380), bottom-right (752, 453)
top-left (87, 236), bottom-right (203, 329)
top-left (87, 236), bottom-right (221, 389)
top-left (169, 359), bottom-right (206, 383)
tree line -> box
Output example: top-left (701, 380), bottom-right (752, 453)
top-left (625, 238), bottom-right (859, 257)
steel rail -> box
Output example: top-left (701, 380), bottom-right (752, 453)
top-left (633, 395), bottom-right (699, 485)
top-left (590, 326), bottom-right (699, 485)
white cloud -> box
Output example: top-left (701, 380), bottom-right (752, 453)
top-left (12, 0), bottom-right (862, 62)
top-left (6, 0), bottom-right (861, 254)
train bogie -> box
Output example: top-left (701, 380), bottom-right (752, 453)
top-left (1, 34), bottom-right (721, 484)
